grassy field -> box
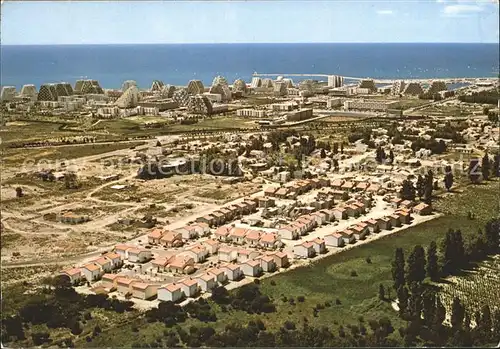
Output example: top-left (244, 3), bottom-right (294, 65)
top-left (88, 116), bottom-right (258, 137)
top-left (79, 180), bottom-right (499, 347)
top-left (0, 120), bottom-right (83, 145)
top-left (2, 141), bottom-right (146, 166)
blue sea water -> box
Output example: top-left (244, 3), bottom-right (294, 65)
top-left (1, 43), bottom-right (498, 90)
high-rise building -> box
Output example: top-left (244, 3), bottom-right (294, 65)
top-left (151, 80), bottom-right (165, 92)
top-left (172, 88), bottom-right (190, 107)
top-left (212, 76), bottom-right (228, 87)
top-left (38, 84), bottom-right (58, 101)
top-left (187, 95), bottom-right (213, 115)
top-left (250, 77), bottom-right (262, 88)
top-left (358, 79), bottom-right (377, 92)
top-left (121, 80), bottom-right (137, 92)
top-left (74, 79), bottom-right (104, 94)
top-left (0, 86), bottom-right (17, 102)
top-left (187, 80), bottom-right (205, 95)
top-left (299, 79), bottom-right (315, 92)
top-left (403, 82), bottom-right (424, 96)
top-left (209, 84), bottom-right (232, 101)
top-left (55, 82), bottom-right (73, 97)
top-left (160, 85), bottom-right (176, 98)
top-left (232, 79), bottom-right (248, 94)
top-left (282, 78), bottom-right (295, 88)
top-left (261, 79), bottom-right (274, 88)
top-left (426, 81), bottom-right (447, 95)
top-left (273, 81), bottom-right (287, 96)
top-left (391, 80), bottom-right (406, 96)
top-left (20, 84), bottom-right (38, 100)
top-left (327, 75), bottom-right (344, 88)
top-left (115, 86), bottom-right (139, 108)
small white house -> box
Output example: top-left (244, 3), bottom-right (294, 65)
top-left (324, 232), bottom-right (345, 247)
top-left (81, 263), bottom-right (102, 282)
top-left (183, 245), bottom-right (208, 263)
top-left (179, 278), bottom-right (199, 298)
top-left (218, 247), bottom-right (237, 262)
top-left (256, 255), bottom-right (276, 272)
top-left (60, 268), bottom-right (83, 284)
top-left (278, 226), bottom-right (299, 240)
top-left (220, 263), bottom-right (243, 281)
top-left (310, 238), bottom-right (326, 254)
top-left (158, 283), bottom-right (184, 303)
top-left (127, 248), bottom-right (152, 263)
top-left (103, 252), bottom-right (123, 269)
top-left (196, 273), bottom-right (217, 293)
top-left (240, 260), bottom-right (262, 277)
top-left (293, 241), bottom-right (316, 258)
top-left (208, 268), bottom-right (227, 284)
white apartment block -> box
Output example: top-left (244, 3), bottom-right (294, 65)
top-left (236, 109), bottom-right (267, 118)
top-left (271, 102), bottom-right (296, 112)
top-left (344, 99), bottom-right (399, 111)
top-left (1, 86), bottom-right (17, 101)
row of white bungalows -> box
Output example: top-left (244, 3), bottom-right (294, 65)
top-left (323, 210), bottom-right (413, 248)
top-left (218, 247), bottom-right (290, 271)
top-left (60, 252), bottom-right (123, 283)
top-left (195, 199), bottom-right (258, 227)
top-left (147, 229), bottom-right (183, 246)
top-left (278, 210), bottom-right (334, 240)
top-left (330, 179), bottom-right (381, 194)
top-left (293, 238), bottom-right (327, 258)
top-left (214, 226), bottom-right (282, 249)
top-left (114, 245), bottom-right (153, 263)
top-left (152, 255), bottom-right (195, 274)
top-left (100, 275), bottom-right (160, 299)
top-left (265, 178), bottom-right (331, 200)
top-left (148, 222), bottom-right (211, 245)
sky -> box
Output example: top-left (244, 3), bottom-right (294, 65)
top-left (1, 0), bottom-right (499, 45)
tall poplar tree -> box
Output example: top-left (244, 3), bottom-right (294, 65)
top-left (426, 241), bottom-right (439, 281)
top-left (392, 248), bottom-right (405, 290)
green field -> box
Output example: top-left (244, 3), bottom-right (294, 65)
top-left (0, 120), bottom-right (83, 145)
top-left (79, 180), bottom-right (499, 347)
top-left (2, 141), bottom-right (146, 166)
top-left (88, 116), bottom-right (257, 137)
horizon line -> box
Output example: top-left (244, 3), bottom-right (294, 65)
top-left (2, 42), bottom-right (499, 46)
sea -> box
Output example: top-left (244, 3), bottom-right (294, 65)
top-left (1, 43), bottom-right (498, 90)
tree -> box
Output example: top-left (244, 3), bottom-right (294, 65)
top-left (378, 284), bottom-right (386, 301)
top-left (389, 150), bottom-right (395, 164)
top-left (375, 147), bottom-right (386, 164)
top-left (484, 218), bottom-right (500, 254)
top-left (397, 286), bottom-right (409, 318)
top-left (406, 245), bottom-right (426, 284)
top-left (475, 304), bottom-right (492, 342)
top-left (444, 165), bottom-right (453, 192)
top-left (492, 309), bottom-right (500, 341)
top-left (450, 297), bottom-right (465, 331)
top-left (332, 143), bottom-right (339, 154)
top-left (64, 172), bottom-right (78, 189)
top-left (416, 175), bottom-right (425, 199)
top-left (400, 179), bottom-right (416, 201)
top-left (391, 248), bottom-right (405, 290)
top-left (481, 152), bottom-right (491, 181)
top-left (492, 154), bottom-right (500, 177)
top-left (15, 187), bottom-right (23, 198)
top-left (468, 159), bottom-right (481, 183)
top-left (423, 170), bottom-right (434, 204)
top-left (422, 289), bottom-right (436, 327)
top-left (426, 241), bottom-right (439, 281)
